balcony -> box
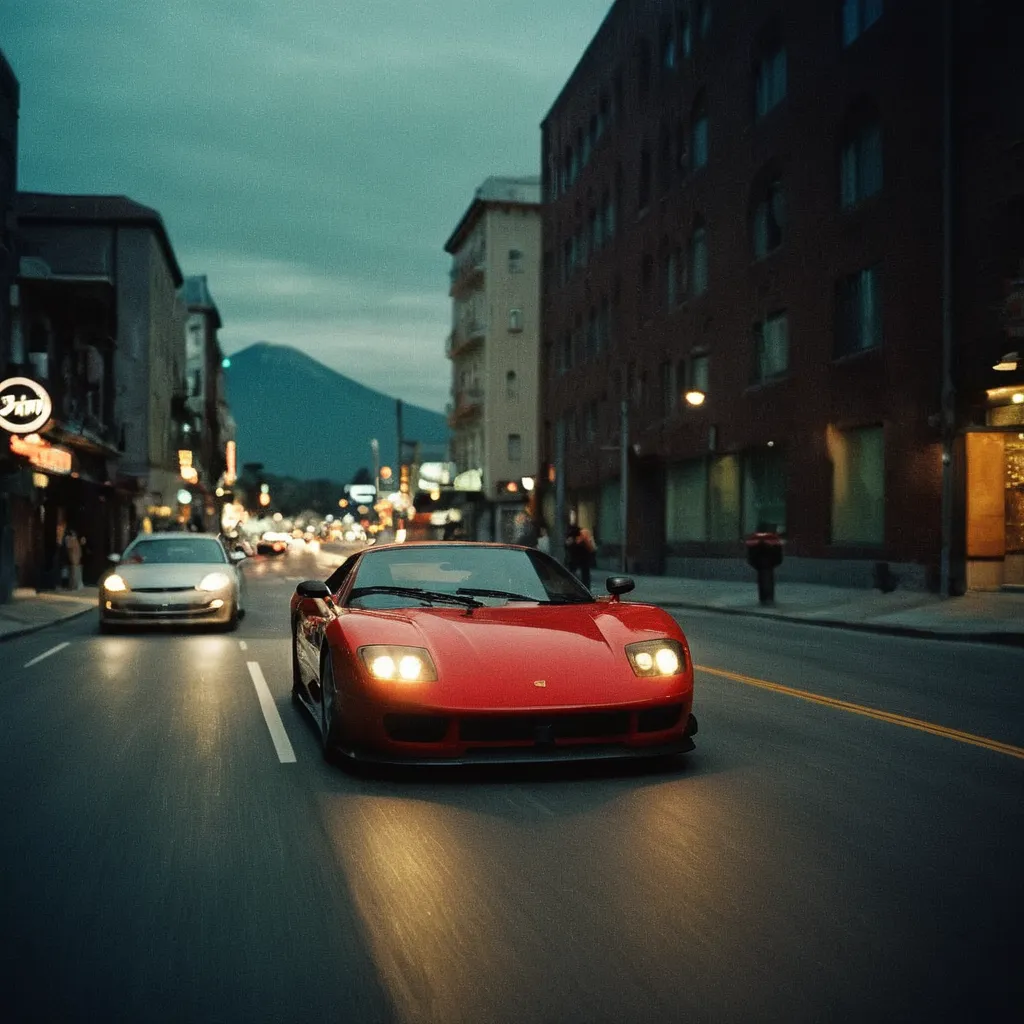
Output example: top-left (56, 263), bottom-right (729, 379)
top-left (446, 386), bottom-right (484, 427)
top-left (445, 320), bottom-right (487, 360)
top-left (449, 247), bottom-right (486, 296)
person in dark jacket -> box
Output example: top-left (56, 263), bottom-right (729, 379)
top-left (565, 523), bottom-right (596, 589)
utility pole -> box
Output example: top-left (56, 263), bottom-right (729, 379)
top-left (619, 398), bottom-right (628, 574)
top-left (939, 0), bottom-right (955, 597)
top-left (554, 419), bottom-right (566, 563)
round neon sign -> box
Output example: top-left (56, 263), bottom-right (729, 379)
top-left (0, 377), bottom-right (53, 434)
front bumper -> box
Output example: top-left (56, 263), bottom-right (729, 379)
top-left (100, 590), bottom-right (235, 627)
top-left (333, 695), bottom-right (697, 765)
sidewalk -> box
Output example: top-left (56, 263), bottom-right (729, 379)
top-left (0, 586), bottom-right (98, 642)
top-left (622, 574), bottom-right (1024, 645)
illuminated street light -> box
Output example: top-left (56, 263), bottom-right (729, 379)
top-left (684, 389), bottom-right (707, 407)
top-left (521, 476), bottom-right (535, 492)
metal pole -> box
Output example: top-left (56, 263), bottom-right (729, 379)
top-left (554, 419), bottom-right (566, 563)
top-left (370, 438), bottom-right (379, 495)
top-left (619, 398), bottom-right (628, 574)
top-left (939, 0), bottom-right (954, 597)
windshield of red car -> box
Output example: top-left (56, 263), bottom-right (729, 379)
top-left (348, 545), bottom-right (592, 605)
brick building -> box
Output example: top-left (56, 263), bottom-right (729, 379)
top-left (539, 0), bottom-right (1024, 591)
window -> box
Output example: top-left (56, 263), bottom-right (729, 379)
top-left (752, 176), bottom-right (784, 258)
top-left (697, 2), bottom-right (712, 40)
top-left (666, 247), bottom-right (680, 307)
top-left (691, 92), bottom-right (708, 170)
top-left (840, 113), bottom-right (882, 207)
top-left (691, 352), bottom-right (710, 394)
top-left (657, 122), bottom-right (672, 194)
top-left (836, 265), bottom-right (882, 355)
top-left (584, 402), bottom-right (597, 443)
top-left (690, 222), bottom-right (708, 297)
top-left (507, 434), bottom-right (522, 461)
top-left (743, 447), bottom-right (787, 534)
top-left (753, 313), bottom-right (788, 382)
top-left (506, 371), bottom-right (518, 402)
top-left (661, 23), bottom-right (676, 69)
top-left (754, 43), bottom-right (787, 118)
top-left (666, 460), bottom-right (708, 542)
top-left (842, 0), bottom-right (883, 47)
top-left (678, 13), bottom-right (692, 59)
top-left (508, 249), bottom-right (523, 273)
top-left (830, 424), bottom-right (884, 544)
top-left (508, 308), bottom-right (523, 333)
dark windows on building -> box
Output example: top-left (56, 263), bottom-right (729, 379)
top-left (508, 248), bottom-right (523, 273)
top-left (753, 312), bottom-right (789, 382)
top-left (690, 352), bottom-right (710, 394)
top-left (690, 220), bottom-right (708, 297)
top-left (506, 371), bottom-right (519, 401)
top-left (666, 245), bottom-right (683, 308)
top-left (751, 174), bottom-right (785, 259)
top-left (507, 433), bottom-right (522, 461)
top-left (661, 21), bottom-right (676, 70)
top-left (753, 30), bottom-right (787, 118)
top-left (697, 2), bottom-right (712, 40)
top-left (636, 38), bottom-right (652, 102)
top-left (842, 0), bottom-right (883, 47)
top-left (840, 105), bottom-right (883, 207)
top-left (835, 265), bottom-right (882, 355)
top-left (657, 121), bottom-right (672, 194)
top-left (508, 307), bottom-right (523, 333)
top-left (691, 91), bottom-right (709, 170)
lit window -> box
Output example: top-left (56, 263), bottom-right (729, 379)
top-left (752, 177), bottom-right (784, 258)
top-left (508, 308), bottom-right (523, 333)
top-left (690, 223), bottom-right (708, 297)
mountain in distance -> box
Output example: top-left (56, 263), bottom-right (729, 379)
top-left (223, 342), bottom-right (450, 483)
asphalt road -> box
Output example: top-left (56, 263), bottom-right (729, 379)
top-left (1, 547), bottom-right (1021, 1024)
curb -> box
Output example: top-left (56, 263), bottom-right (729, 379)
top-left (0, 603), bottom-right (97, 644)
top-left (655, 600), bottom-right (1024, 647)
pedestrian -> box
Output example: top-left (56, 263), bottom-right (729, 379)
top-left (565, 522), bottom-right (596, 589)
top-left (64, 529), bottom-right (83, 591)
top-left (536, 525), bottom-right (551, 555)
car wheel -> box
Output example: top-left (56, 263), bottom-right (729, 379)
top-left (291, 624), bottom-right (304, 706)
top-left (319, 647), bottom-right (342, 763)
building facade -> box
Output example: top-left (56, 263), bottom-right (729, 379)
top-left (9, 193), bottom-right (188, 585)
top-left (539, 0), bottom-right (1024, 590)
top-left (181, 274), bottom-right (235, 530)
top-left (0, 50), bottom-right (18, 601)
top-left (444, 176), bottom-right (542, 542)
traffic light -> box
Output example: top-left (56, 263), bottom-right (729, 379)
top-left (399, 464), bottom-right (410, 494)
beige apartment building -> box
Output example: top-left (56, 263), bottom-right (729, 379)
top-left (444, 176), bottom-right (542, 541)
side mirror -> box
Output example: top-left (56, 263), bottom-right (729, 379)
top-left (296, 579), bottom-right (331, 600)
top-left (107, 553), bottom-right (122, 565)
top-left (605, 575), bottom-right (635, 599)
top-left (229, 550), bottom-right (247, 563)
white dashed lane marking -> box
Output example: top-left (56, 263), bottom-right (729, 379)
top-left (247, 661), bottom-right (296, 763)
top-left (24, 642), bottom-right (70, 668)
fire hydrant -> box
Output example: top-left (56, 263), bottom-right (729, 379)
top-left (744, 530), bottom-right (784, 605)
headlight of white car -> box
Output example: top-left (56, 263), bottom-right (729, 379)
top-left (358, 645), bottom-right (438, 682)
top-left (625, 639), bottom-right (685, 677)
top-left (197, 572), bottom-right (232, 592)
top-left (103, 573), bottom-right (129, 593)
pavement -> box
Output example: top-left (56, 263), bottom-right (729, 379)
top-left (1, 571), bottom-right (1022, 646)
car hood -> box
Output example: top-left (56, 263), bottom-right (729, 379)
top-left (342, 602), bottom-right (687, 711)
top-left (112, 563), bottom-right (235, 590)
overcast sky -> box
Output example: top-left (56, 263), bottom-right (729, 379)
top-left (5, 0), bottom-right (611, 411)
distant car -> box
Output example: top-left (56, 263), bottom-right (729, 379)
top-left (99, 532), bottom-right (247, 631)
top-left (257, 531), bottom-right (291, 555)
top-left (290, 541), bottom-right (697, 766)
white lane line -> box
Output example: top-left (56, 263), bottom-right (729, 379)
top-left (24, 642), bottom-right (70, 668)
top-left (238, 640), bottom-right (248, 650)
top-left (247, 662), bottom-right (296, 763)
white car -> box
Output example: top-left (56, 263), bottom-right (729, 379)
top-left (99, 533), bottom-right (247, 632)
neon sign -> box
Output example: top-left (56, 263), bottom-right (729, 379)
top-left (0, 377), bottom-right (53, 434)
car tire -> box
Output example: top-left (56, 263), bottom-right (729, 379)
top-left (319, 648), bottom-right (341, 763)
top-left (291, 624), bottom-right (304, 706)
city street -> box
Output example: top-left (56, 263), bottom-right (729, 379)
top-left (1, 548), bottom-right (1021, 1024)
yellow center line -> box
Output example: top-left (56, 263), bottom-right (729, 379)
top-left (695, 664), bottom-right (1024, 761)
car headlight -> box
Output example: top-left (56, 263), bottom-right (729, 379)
top-left (359, 645), bottom-right (438, 682)
top-left (626, 639), bottom-right (685, 677)
top-left (103, 574), bottom-right (128, 593)
top-left (197, 572), bottom-right (232, 592)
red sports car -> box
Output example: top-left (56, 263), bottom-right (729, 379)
top-left (290, 541), bottom-right (697, 766)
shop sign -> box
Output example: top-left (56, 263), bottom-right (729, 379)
top-left (8, 434), bottom-right (73, 475)
top-left (0, 377), bottom-right (53, 434)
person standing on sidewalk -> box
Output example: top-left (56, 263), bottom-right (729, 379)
top-left (565, 523), bottom-right (596, 589)
top-left (64, 529), bottom-right (83, 591)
